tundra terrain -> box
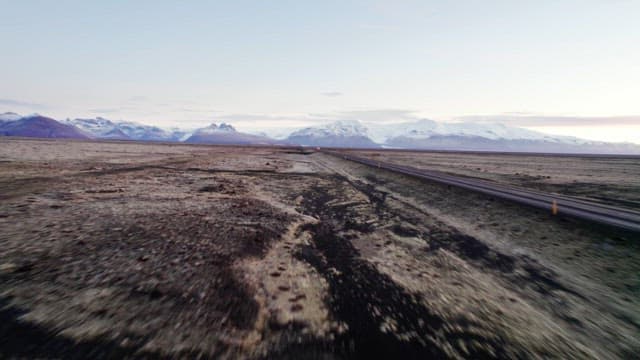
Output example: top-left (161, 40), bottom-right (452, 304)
top-left (348, 149), bottom-right (640, 210)
top-left (0, 138), bottom-right (638, 359)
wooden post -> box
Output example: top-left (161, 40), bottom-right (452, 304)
top-left (552, 200), bottom-right (558, 215)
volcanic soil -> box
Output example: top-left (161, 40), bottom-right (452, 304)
top-left (0, 138), bottom-right (638, 359)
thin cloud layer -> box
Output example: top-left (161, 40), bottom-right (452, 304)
top-left (458, 115), bottom-right (640, 127)
top-left (0, 98), bottom-right (47, 110)
top-left (321, 92), bottom-right (343, 97)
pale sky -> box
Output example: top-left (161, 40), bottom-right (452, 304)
top-left (1, 0), bottom-right (639, 143)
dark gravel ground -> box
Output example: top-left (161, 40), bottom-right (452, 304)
top-left (0, 139), bottom-right (638, 359)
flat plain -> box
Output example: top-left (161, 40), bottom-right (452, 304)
top-left (348, 149), bottom-right (640, 210)
top-left (1, 138), bottom-right (639, 359)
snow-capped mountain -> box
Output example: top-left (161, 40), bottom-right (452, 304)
top-left (2, 111), bottom-right (639, 154)
top-left (65, 118), bottom-right (187, 141)
top-left (371, 120), bottom-right (640, 153)
top-left (366, 119), bottom-right (576, 144)
top-left (192, 122), bottom-right (236, 134)
top-left (64, 117), bottom-right (130, 140)
top-left (286, 120), bottom-right (379, 148)
top-left (0, 112), bottom-right (23, 122)
top-left (185, 123), bottom-right (283, 145)
top-left (116, 121), bottom-right (182, 141)
top-left (281, 119), bottom-right (640, 153)
top-left (0, 114), bottom-right (89, 139)
top-left (383, 134), bottom-right (639, 153)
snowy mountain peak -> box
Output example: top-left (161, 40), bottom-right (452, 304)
top-left (283, 118), bottom-right (601, 150)
top-left (290, 120), bottom-right (368, 138)
top-left (366, 119), bottom-right (576, 144)
top-left (3, 110), bottom-right (637, 153)
top-left (20, 113), bottom-right (43, 119)
top-left (286, 120), bottom-right (379, 148)
top-left (219, 123), bottom-right (236, 131)
top-left (64, 118), bottom-right (122, 139)
top-left (0, 112), bottom-right (23, 121)
top-left (64, 117), bottom-right (188, 141)
top-left (198, 123), bottom-right (237, 134)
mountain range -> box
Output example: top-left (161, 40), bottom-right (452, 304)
top-left (0, 113), bottom-right (88, 139)
top-left (1, 112), bottom-right (639, 154)
top-left (184, 123), bottom-right (282, 145)
top-left (63, 117), bottom-right (189, 141)
top-left (283, 119), bottom-right (640, 154)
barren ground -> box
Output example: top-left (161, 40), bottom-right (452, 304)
top-left (349, 149), bottom-right (640, 210)
top-left (1, 138), bottom-right (639, 359)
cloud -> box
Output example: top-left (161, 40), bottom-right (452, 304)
top-left (213, 109), bottom-right (422, 132)
top-left (357, 23), bottom-right (396, 31)
top-left (179, 107), bottom-right (220, 114)
top-left (457, 115), bottom-right (640, 127)
top-left (218, 113), bottom-right (304, 121)
top-left (0, 98), bottom-right (47, 110)
top-left (128, 96), bottom-right (149, 102)
top-left (499, 111), bottom-right (539, 116)
top-left (89, 108), bottom-right (122, 114)
top-left (217, 113), bottom-right (322, 126)
top-left (213, 111), bottom-right (640, 131)
top-left (330, 109), bottom-right (420, 123)
top-left (321, 91), bottom-right (343, 97)
top-left (207, 113), bottom-right (334, 135)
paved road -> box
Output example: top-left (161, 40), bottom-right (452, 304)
top-left (323, 150), bottom-right (640, 233)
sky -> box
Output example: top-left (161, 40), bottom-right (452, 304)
top-left (1, 0), bottom-right (639, 143)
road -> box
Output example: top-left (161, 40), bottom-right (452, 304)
top-left (322, 150), bottom-right (640, 232)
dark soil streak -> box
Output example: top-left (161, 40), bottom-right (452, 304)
top-left (428, 233), bottom-right (516, 273)
top-left (0, 196), bottom-right (294, 358)
top-left (293, 179), bottom-right (508, 359)
top-left (358, 169), bottom-right (590, 301)
top-left (342, 177), bottom-right (388, 215)
top-left (185, 167), bottom-right (324, 178)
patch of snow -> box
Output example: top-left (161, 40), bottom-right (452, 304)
top-left (289, 120), bottom-right (369, 138)
top-left (196, 123), bottom-right (236, 135)
top-left (0, 112), bottom-right (22, 121)
top-left (64, 117), bottom-right (120, 137)
top-left (282, 118), bottom-right (593, 147)
top-left (367, 119), bottom-right (588, 144)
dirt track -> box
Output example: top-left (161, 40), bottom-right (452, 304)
top-left (1, 138), bottom-right (639, 358)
